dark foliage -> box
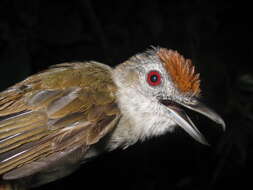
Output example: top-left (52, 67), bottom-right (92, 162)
top-left (0, 0), bottom-right (251, 189)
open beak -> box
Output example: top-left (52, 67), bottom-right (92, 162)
top-left (160, 100), bottom-right (225, 145)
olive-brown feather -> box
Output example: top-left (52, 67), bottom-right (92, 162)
top-left (0, 62), bottom-right (120, 178)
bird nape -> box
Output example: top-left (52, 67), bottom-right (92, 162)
top-left (0, 47), bottom-right (225, 190)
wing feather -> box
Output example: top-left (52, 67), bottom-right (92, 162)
top-left (0, 62), bottom-right (120, 179)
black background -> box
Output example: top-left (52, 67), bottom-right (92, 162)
top-left (0, 0), bottom-right (252, 189)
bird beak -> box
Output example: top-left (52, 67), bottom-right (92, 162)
top-left (160, 100), bottom-right (225, 145)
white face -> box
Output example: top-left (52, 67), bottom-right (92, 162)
top-left (112, 52), bottom-right (181, 143)
top-left (126, 52), bottom-right (184, 104)
top-left (112, 49), bottom-right (225, 146)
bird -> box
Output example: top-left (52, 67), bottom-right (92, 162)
top-left (0, 47), bottom-right (225, 190)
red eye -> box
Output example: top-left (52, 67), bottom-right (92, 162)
top-left (147, 70), bottom-right (161, 86)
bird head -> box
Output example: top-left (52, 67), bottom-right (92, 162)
top-left (112, 47), bottom-right (225, 145)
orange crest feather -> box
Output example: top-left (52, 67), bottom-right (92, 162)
top-left (157, 48), bottom-right (201, 96)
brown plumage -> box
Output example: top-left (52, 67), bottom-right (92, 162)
top-left (157, 48), bottom-right (201, 96)
top-left (0, 62), bottom-right (120, 180)
top-left (0, 48), bottom-right (226, 190)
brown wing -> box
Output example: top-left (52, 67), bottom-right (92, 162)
top-left (0, 61), bottom-right (120, 180)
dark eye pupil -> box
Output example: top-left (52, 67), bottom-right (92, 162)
top-left (150, 75), bottom-right (158, 82)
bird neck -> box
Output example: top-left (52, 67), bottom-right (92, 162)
top-left (109, 69), bottom-right (176, 150)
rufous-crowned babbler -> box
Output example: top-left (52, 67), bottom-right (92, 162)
top-left (0, 47), bottom-right (225, 189)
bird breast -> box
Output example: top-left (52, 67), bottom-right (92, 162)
top-left (108, 85), bottom-right (176, 149)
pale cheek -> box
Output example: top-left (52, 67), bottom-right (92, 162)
top-left (115, 83), bottom-right (178, 142)
top-left (131, 113), bottom-right (177, 141)
top-left (150, 116), bottom-right (177, 136)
